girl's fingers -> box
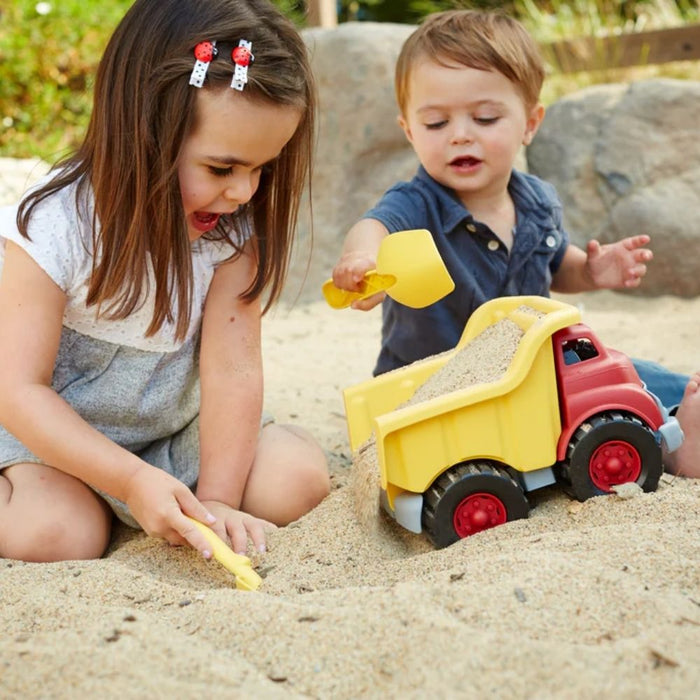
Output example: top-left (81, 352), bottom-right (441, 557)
top-left (177, 489), bottom-right (216, 527)
top-left (246, 518), bottom-right (269, 554)
top-left (227, 515), bottom-right (275, 555)
top-left (180, 515), bottom-right (223, 560)
top-left (175, 492), bottom-right (217, 558)
top-left (228, 519), bottom-right (249, 555)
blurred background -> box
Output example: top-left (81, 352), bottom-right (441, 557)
top-left (1, 0), bottom-right (699, 161)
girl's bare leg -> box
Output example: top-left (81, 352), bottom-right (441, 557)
top-left (664, 372), bottom-right (700, 479)
top-left (241, 424), bottom-right (330, 525)
top-left (0, 463), bottom-right (112, 562)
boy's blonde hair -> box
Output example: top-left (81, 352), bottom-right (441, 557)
top-left (395, 9), bottom-right (545, 114)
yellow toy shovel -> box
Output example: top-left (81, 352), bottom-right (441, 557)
top-left (322, 229), bottom-right (454, 309)
top-left (186, 516), bottom-right (262, 591)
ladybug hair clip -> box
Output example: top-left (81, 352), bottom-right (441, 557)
top-left (189, 40), bottom-right (218, 88)
top-left (188, 39), bottom-right (254, 91)
top-left (231, 40), bottom-right (254, 91)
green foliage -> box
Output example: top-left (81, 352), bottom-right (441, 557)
top-left (0, 0), bottom-right (302, 160)
top-left (514, 0), bottom-right (700, 105)
top-left (515, 0), bottom-right (699, 42)
top-left (0, 0), bottom-right (132, 160)
top-left (337, 0), bottom-right (513, 23)
top-left (1, 0), bottom-right (699, 160)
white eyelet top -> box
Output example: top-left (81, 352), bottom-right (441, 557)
top-left (0, 178), bottom-right (240, 352)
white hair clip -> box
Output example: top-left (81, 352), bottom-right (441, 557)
top-left (231, 40), bottom-right (254, 91)
top-left (189, 40), bottom-right (217, 88)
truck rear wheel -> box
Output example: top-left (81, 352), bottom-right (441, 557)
top-left (563, 411), bottom-right (662, 501)
top-left (422, 461), bottom-right (529, 548)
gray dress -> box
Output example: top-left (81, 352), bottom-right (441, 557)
top-left (0, 180), bottom-right (239, 527)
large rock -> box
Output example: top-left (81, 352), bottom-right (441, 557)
top-left (285, 22), bottom-right (419, 303)
top-left (527, 79), bottom-right (700, 297)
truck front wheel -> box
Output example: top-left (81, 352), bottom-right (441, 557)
top-left (563, 412), bottom-right (662, 501)
top-left (422, 461), bottom-right (530, 548)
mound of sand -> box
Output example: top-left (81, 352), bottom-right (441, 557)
top-left (1, 293), bottom-right (698, 698)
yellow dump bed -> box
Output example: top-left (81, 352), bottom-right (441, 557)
top-left (343, 296), bottom-right (582, 501)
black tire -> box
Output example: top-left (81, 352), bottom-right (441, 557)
top-left (562, 411), bottom-right (662, 502)
top-left (422, 461), bottom-right (530, 548)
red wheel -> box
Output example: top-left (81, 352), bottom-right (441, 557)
top-left (453, 492), bottom-right (508, 537)
top-left (564, 412), bottom-right (662, 501)
top-left (588, 440), bottom-right (642, 491)
top-left (423, 461), bottom-right (529, 548)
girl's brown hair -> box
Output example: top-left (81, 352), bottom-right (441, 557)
top-left (17, 0), bottom-right (316, 340)
top-left (395, 10), bottom-right (545, 115)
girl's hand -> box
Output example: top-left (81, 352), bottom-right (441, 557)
top-left (332, 251), bottom-right (386, 310)
top-left (123, 465), bottom-right (219, 557)
top-left (585, 235), bottom-right (653, 289)
top-left (200, 499), bottom-right (276, 555)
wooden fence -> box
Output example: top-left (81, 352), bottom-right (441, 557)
top-left (304, 4), bottom-right (700, 74)
top-left (545, 23), bottom-right (700, 73)
top-left (307, 0), bottom-right (337, 28)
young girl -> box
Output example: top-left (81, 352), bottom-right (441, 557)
top-left (0, 0), bottom-right (330, 563)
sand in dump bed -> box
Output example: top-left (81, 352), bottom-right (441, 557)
top-left (407, 314), bottom-right (527, 403)
top-left (352, 312), bottom-right (528, 528)
top-left (1, 293), bottom-right (699, 699)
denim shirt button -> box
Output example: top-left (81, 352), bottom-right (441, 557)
top-left (487, 239), bottom-right (499, 251)
top-left (546, 234), bottom-right (557, 248)
top-left (466, 223), bottom-right (477, 233)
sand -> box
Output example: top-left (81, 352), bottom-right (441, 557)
top-left (1, 162), bottom-right (698, 696)
top-left (1, 290), bottom-right (698, 698)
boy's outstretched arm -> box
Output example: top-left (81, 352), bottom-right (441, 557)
top-left (551, 235), bottom-right (653, 293)
top-left (331, 218), bottom-right (389, 310)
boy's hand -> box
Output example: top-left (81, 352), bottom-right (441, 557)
top-left (332, 251), bottom-right (386, 310)
top-left (200, 499), bottom-right (276, 555)
top-left (585, 234), bottom-right (653, 289)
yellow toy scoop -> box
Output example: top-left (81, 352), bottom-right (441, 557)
top-left (186, 516), bottom-right (262, 591)
top-left (322, 229), bottom-right (454, 309)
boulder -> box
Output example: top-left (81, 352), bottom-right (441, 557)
top-left (286, 22), bottom-right (419, 303)
top-left (527, 79), bottom-right (700, 297)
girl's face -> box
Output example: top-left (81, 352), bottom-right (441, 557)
top-left (178, 89), bottom-right (301, 241)
top-left (399, 58), bottom-right (544, 207)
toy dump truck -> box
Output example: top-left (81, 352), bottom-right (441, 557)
top-left (344, 296), bottom-right (683, 548)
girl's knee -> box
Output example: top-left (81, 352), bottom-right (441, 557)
top-left (0, 466), bottom-right (112, 562)
top-left (291, 454), bottom-right (331, 512)
top-left (280, 424), bottom-right (330, 492)
top-left (4, 512), bottom-right (111, 563)
top-left (247, 424), bottom-right (330, 523)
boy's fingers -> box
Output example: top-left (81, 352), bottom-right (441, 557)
top-left (586, 239), bottom-right (601, 258)
top-left (351, 291), bottom-right (385, 311)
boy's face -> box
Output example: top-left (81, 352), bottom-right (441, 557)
top-left (399, 57), bottom-right (544, 206)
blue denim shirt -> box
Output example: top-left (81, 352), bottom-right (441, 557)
top-left (364, 166), bottom-right (570, 375)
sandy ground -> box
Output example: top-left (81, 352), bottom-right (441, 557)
top-left (1, 161), bottom-right (699, 698)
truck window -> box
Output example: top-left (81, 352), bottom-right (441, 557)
top-left (562, 338), bottom-right (599, 365)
